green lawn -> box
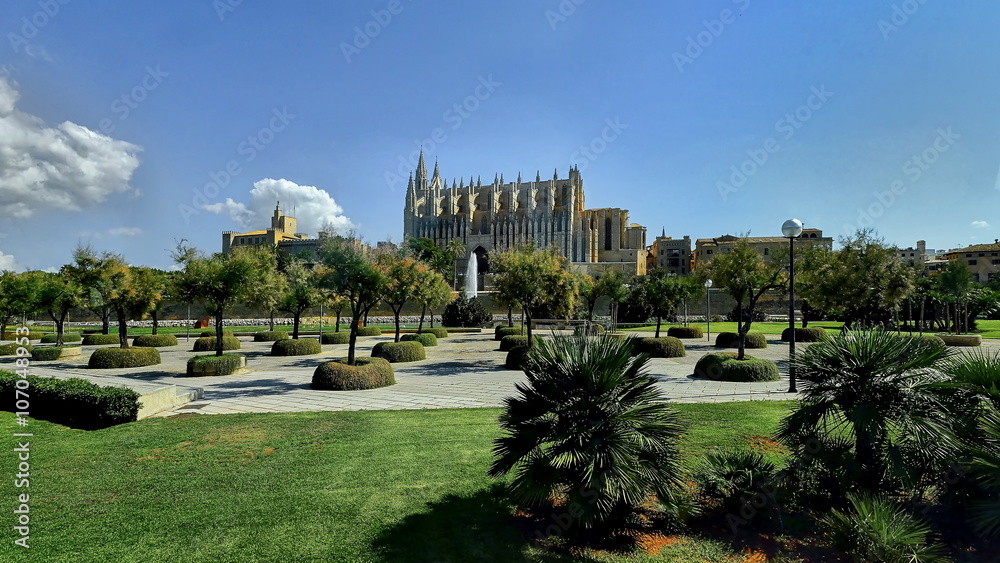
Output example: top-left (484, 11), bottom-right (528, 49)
top-left (622, 321), bottom-right (845, 336)
top-left (0, 402), bottom-right (796, 562)
top-left (18, 323), bottom-right (456, 337)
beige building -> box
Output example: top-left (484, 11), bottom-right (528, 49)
top-left (944, 240), bottom-right (1000, 284)
top-left (402, 152), bottom-right (646, 283)
top-left (647, 231), bottom-right (692, 275)
top-left (222, 203), bottom-right (327, 259)
top-left (694, 228), bottom-right (833, 269)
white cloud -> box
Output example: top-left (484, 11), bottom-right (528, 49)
top-left (971, 220), bottom-right (990, 229)
top-left (0, 251), bottom-right (22, 271)
top-left (0, 77), bottom-right (142, 219)
top-left (203, 178), bottom-right (354, 235)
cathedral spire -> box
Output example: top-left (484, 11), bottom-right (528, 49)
top-left (416, 149), bottom-right (427, 179)
top-left (535, 170), bottom-right (541, 183)
top-left (661, 227), bottom-right (666, 238)
top-left (553, 168), bottom-right (559, 181)
top-left (432, 158), bottom-right (441, 182)
top-left (517, 171), bottom-right (522, 184)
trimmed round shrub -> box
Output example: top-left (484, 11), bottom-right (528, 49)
top-left (31, 347), bottom-right (67, 361)
top-left (505, 345), bottom-right (531, 370)
top-left (321, 332), bottom-right (351, 344)
top-left (254, 330), bottom-right (290, 342)
top-left (271, 338), bottom-right (322, 356)
top-left (356, 326), bottom-right (382, 337)
top-left (495, 326), bottom-right (525, 340)
top-left (200, 329), bottom-right (234, 338)
top-left (193, 336), bottom-right (241, 352)
top-left (312, 357), bottom-right (395, 390)
top-left (0, 342), bottom-right (31, 356)
top-left (401, 333), bottom-right (438, 347)
top-left (500, 335), bottom-right (529, 351)
top-left (714, 332), bottom-right (767, 349)
top-left (442, 294), bottom-right (492, 327)
top-left (371, 341), bottom-right (425, 362)
top-left (132, 334), bottom-right (179, 347)
top-left (418, 327), bottom-right (448, 338)
top-left (88, 347), bottom-right (162, 369)
top-left (694, 353), bottom-right (779, 382)
top-left (780, 327), bottom-right (828, 342)
top-left (0, 372), bottom-right (140, 429)
top-left (82, 334), bottom-right (120, 345)
top-left (186, 354), bottom-right (245, 376)
top-left (2, 332), bottom-right (43, 341)
top-left (41, 333), bottom-right (82, 344)
top-left (667, 326), bottom-right (703, 339)
top-left (635, 337), bottom-right (686, 358)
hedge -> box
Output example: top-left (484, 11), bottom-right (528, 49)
top-left (694, 353), bottom-right (780, 382)
top-left (401, 333), bottom-right (438, 347)
top-left (132, 334), bottom-right (179, 347)
top-left (780, 327), bottom-right (828, 342)
top-left (635, 337), bottom-right (686, 358)
top-left (193, 336), bottom-right (242, 352)
top-left (187, 354), bottom-right (245, 376)
top-left (201, 329), bottom-right (235, 338)
top-left (41, 333), bottom-right (82, 343)
top-left (500, 335), bottom-right (529, 352)
top-left (88, 347), bottom-right (162, 369)
top-left (254, 331), bottom-right (290, 342)
top-left (371, 341), bottom-right (425, 362)
top-left (418, 327), bottom-right (449, 338)
top-left (0, 343), bottom-right (31, 356)
top-left (714, 332), bottom-right (768, 349)
top-left (0, 370), bottom-right (141, 430)
top-left (356, 326), bottom-right (382, 336)
top-left (271, 338), bottom-right (322, 356)
top-left (83, 334), bottom-right (121, 345)
top-left (2, 332), bottom-right (43, 341)
top-left (505, 346), bottom-right (532, 370)
top-left (667, 326), bottom-right (703, 339)
top-left (321, 332), bottom-right (351, 344)
top-left (495, 326), bottom-right (525, 341)
top-left (31, 347), bottom-right (67, 361)
top-left (312, 357), bottom-right (395, 390)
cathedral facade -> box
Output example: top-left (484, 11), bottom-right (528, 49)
top-left (402, 152), bottom-right (646, 286)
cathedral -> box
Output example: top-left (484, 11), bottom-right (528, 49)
top-left (402, 152), bottom-right (646, 287)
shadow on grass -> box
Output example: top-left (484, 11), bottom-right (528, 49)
top-left (370, 484), bottom-right (574, 563)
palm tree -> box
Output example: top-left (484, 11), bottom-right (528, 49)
top-left (489, 334), bottom-right (686, 538)
top-left (777, 330), bottom-right (984, 495)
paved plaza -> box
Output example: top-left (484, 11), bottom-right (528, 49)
top-left (6, 331), bottom-right (998, 418)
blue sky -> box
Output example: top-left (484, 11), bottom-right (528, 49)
top-left (1, 0), bottom-right (998, 271)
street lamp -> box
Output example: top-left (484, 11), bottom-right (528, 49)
top-left (704, 279), bottom-right (713, 342)
top-left (782, 218), bottom-right (804, 393)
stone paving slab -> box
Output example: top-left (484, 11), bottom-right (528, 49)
top-left (3, 331), bottom-right (996, 417)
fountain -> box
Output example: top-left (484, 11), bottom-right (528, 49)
top-left (464, 250), bottom-right (478, 300)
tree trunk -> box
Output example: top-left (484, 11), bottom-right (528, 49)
top-left (364, 310), bottom-right (369, 326)
top-left (393, 308), bottom-right (402, 342)
top-left (348, 312), bottom-right (360, 365)
top-left (269, 311), bottom-right (275, 331)
top-left (737, 300), bottom-right (746, 361)
top-left (292, 312), bottom-right (300, 339)
top-left (655, 316), bottom-right (661, 338)
top-left (419, 304), bottom-right (426, 331)
top-left (507, 305), bottom-right (513, 327)
top-left (215, 311), bottom-right (225, 356)
top-left (335, 308), bottom-right (341, 332)
top-left (102, 307), bottom-right (111, 335)
top-left (430, 309), bottom-right (435, 328)
top-left (526, 309), bottom-right (533, 347)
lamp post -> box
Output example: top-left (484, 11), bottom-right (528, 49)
top-left (704, 279), bottom-right (713, 342)
top-left (782, 218), bottom-right (804, 393)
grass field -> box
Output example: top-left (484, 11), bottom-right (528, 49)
top-left (624, 319), bottom-right (1000, 339)
top-left (0, 402), bottom-right (796, 562)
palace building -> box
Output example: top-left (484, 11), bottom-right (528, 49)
top-left (402, 152), bottom-right (646, 286)
top-left (222, 202), bottom-right (327, 258)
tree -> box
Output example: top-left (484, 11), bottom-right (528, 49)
top-left (0, 271), bottom-right (36, 340)
top-left (796, 230), bottom-right (915, 329)
top-left (106, 262), bottom-right (164, 348)
top-left (936, 260), bottom-right (974, 334)
top-left (411, 266), bottom-right (452, 331)
top-left (33, 271), bottom-right (84, 346)
top-left (174, 245), bottom-right (278, 356)
top-left (138, 269), bottom-right (172, 335)
top-left (248, 247), bottom-right (288, 332)
top-left (597, 269), bottom-right (628, 333)
top-left (277, 263), bottom-right (319, 339)
top-left (490, 244), bottom-right (576, 346)
top-left (377, 253), bottom-right (424, 342)
top-left (489, 334), bottom-right (686, 538)
top-left (698, 237), bottom-right (787, 360)
top-left (639, 270), bottom-right (700, 338)
top-left (66, 245), bottom-right (119, 334)
top-left (315, 235), bottom-right (386, 365)
top-left (576, 273), bottom-right (604, 323)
